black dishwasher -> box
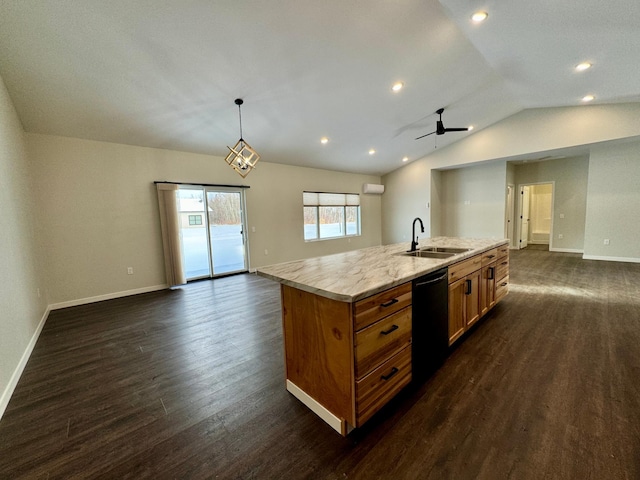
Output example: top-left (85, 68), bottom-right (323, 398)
top-left (412, 267), bottom-right (449, 383)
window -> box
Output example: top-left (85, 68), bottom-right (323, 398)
top-left (188, 214), bottom-right (203, 226)
top-left (303, 192), bottom-right (361, 241)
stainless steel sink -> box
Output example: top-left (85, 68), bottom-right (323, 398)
top-left (419, 246), bottom-right (472, 254)
top-left (400, 250), bottom-right (456, 259)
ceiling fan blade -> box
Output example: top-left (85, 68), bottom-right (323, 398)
top-left (444, 127), bottom-right (468, 132)
top-left (415, 131), bottom-right (436, 140)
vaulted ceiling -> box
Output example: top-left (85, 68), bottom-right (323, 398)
top-left (1, 0), bottom-right (639, 175)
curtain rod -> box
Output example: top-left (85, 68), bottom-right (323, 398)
top-left (154, 181), bottom-right (250, 189)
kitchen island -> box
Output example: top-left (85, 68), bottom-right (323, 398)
top-left (257, 236), bottom-right (509, 434)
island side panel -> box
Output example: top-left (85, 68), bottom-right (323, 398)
top-left (281, 285), bottom-right (355, 425)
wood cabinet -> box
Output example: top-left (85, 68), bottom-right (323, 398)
top-left (495, 246), bottom-right (510, 302)
top-left (448, 269), bottom-right (480, 345)
top-left (448, 245), bottom-right (509, 346)
top-left (278, 242), bottom-right (509, 434)
top-left (281, 281), bottom-right (412, 435)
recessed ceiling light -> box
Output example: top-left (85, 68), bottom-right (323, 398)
top-left (575, 62), bottom-right (592, 72)
top-left (320, 137), bottom-right (329, 144)
top-left (471, 11), bottom-right (488, 22)
top-left (369, 149), bottom-right (376, 155)
top-left (402, 157), bottom-right (409, 162)
top-left (582, 94), bottom-right (595, 102)
top-left (392, 82), bottom-right (404, 92)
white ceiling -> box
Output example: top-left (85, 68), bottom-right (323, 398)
top-left (1, 0), bottom-right (639, 176)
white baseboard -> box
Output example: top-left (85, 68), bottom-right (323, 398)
top-left (550, 247), bottom-right (584, 254)
top-left (49, 284), bottom-right (168, 310)
top-left (582, 254), bottom-right (640, 263)
top-left (286, 380), bottom-right (347, 435)
top-left (0, 306), bottom-right (50, 420)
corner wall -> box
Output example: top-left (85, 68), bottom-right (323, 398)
top-left (27, 134), bottom-right (382, 306)
top-left (0, 75), bottom-right (48, 418)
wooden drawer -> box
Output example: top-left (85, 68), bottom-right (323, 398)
top-left (497, 244), bottom-right (509, 259)
top-left (496, 256), bottom-right (509, 281)
top-left (481, 248), bottom-right (499, 266)
top-left (355, 307), bottom-right (412, 378)
top-left (496, 275), bottom-right (509, 302)
top-left (448, 254), bottom-right (482, 284)
top-left (354, 282), bottom-right (412, 331)
top-left (355, 345), bottom-right (412, 426)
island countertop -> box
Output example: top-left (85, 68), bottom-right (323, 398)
top-left (256, 236), bottom-right (509, 302)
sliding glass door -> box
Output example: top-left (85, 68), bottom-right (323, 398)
top-left (177, 186), bottom-right (248, 280)
top-left (206, 189), bottom-right (246, 275)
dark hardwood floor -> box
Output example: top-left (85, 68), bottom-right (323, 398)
top-left (1, 249), bottom-right (639, 479)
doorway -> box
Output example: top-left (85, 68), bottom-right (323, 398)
top-left (517, 182), bottom-right (554, 250)
top-left (177, 186), bottom-right (248, 280)
top-left (505, 185), bottom-right (515, 248)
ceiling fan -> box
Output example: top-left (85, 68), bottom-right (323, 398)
top-left (415, 108), bottom-right (468, 140)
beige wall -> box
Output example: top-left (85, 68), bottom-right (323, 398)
top-left (513, 156), bottom-right (589, 252)
top-left (436, 161), bottom-right (507, 239)
top-left (584, 140), bottom-right (640, 261)
top-left (0, 75), bottom-right (47, 415)
top-left (27, 134), bottom-right (382, 306)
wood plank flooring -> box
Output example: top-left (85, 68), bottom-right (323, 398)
top-left (1, 248), bottom-right (639, 479)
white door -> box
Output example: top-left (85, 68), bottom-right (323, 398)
top-left (519, 186), bottom-right (531, 249)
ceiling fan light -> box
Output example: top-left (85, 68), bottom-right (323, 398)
top-left (575, 62), bottom-right (592, 72)
top-left (467, 125), bottom-right (474, 131)
top-left (320, 137), bottom-right (329, 144)
top-left (471, 11), bottom-right (488, 22)
top-left (392, 82), bottom-right (404, 92)
top-left (369, 149), bottom-right (376, 155)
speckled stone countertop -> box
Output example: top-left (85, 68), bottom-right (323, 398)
top-left (256, 236), bottom-right (509, 302)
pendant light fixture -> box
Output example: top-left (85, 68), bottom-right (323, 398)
top-left (224, 98), bottom-right (260, 178)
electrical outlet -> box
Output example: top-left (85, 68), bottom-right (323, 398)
top-left (604, 239), bottom-right (610, 245)
top-left (127, 267), bottom-right (134, 275)
top-left (558, 234), bottom-right (563, 239)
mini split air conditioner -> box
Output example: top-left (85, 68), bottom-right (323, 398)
top-left (362, 183), bottom-right (384, 195)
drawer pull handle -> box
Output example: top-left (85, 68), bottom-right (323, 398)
top-left (487, 254), bottom-right (496, 259)
top-left (501, 261), bottom-right (508, 265)
top-left (465, 279), bottom-right (472, 295)
top-left (501, 282), bottom-right (508, 287)
top-left (380, 298), bottom-right (398, 308)
top-left (381, 367), bottom-right (399, 381)
top-left (380, 324), bottom-right (399, 336)
top-left (488, 267), bottom-right (494, 280)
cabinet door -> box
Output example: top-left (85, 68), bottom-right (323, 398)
top-left (480, 263), bottom-right (496, 317)
top-left (448, 278), bottom-right (466, 345)
top-left (465, 270), bottom-right (481, 328)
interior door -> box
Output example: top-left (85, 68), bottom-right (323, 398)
top-left (520, 186), bottom-right (531, 249)
top-left (206, 188), bottom-right (248, 275)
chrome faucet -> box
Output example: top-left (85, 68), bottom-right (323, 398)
top-left (410, 217), bottom-right (424, 252)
